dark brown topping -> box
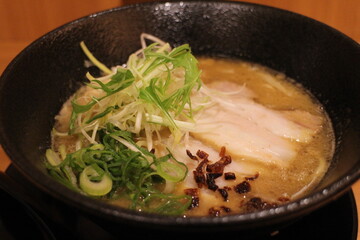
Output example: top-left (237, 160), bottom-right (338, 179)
top-left (196, 158), bottom-right (209, 172)
top-left (245, 172), bottom-right (259, 181)
top-left (206, 155), bottom-right (232, 173)
top-left (186, 149), bottom-right (198, 161)
top-left (219, 146), bottom-right (226, 157)
top-left (193, 158), bottom-right (209, 188)
top-left (208, 172), bottom-right (222, 179)
top-left (244, 197), bottom-right (278, 212)
top-left (221, 206), bottom-right (231, 213)
top-left (208, 207), bottom-right (221, 217)
top-left (196, 150), bottom-right (209, 159)
top-left (184, 188), bottom-right (199, 196)
top-left (218, 188), bottom-right (229, 201)
top-left (206, 173), bottom-right (220, 191)
top-left (192, 148), bottom-right (237, 193)
top-left (234, 181), bottom-right (251, 194)
top-left (224, 172), bottom-right (236, 180)
top-left (193, 170), bottom-right (206, 188)
top-left (184, 188), bottom-right (200, 209)
top-left (190, 197), bottom-right (200, 209)
top-left (208, 206), bottom-right (232, 216)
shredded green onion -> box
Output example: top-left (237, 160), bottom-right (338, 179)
top-left (79, 165), bottom-right (113, 196)
top-left (45, 36), bottom-right (200, 215)
top-left (80, 41), bottom-right (112, 75)
top-left (70, 39), bottom-right (201, 147)
top-left (46, 124), bottom-right (191, 215)
top-left (45, 149), bottom-right (62, 166)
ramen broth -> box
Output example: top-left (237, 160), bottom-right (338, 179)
top-left (51, 57), bottom-right (333, 217)
top-left (171, 58), bottom-right (333, 216)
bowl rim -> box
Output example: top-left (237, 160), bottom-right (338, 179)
top-left (1, 0), bottom-right (360, 229)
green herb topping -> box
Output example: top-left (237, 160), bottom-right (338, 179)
top-left (45, 35), bottom-right (202, 215)
top-left (46, 124), bottom-right (191, 215)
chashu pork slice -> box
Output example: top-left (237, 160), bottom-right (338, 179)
top-left (191, 81), bottom-right (323, 167)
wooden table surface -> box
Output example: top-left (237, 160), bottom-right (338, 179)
top-left (0, 0), bottom-right (360, 238)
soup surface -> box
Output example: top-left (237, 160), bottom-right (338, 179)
top-left (171, 57), bottom-right (334, 216)
top-left (47, 38), bottom-right (333, 217)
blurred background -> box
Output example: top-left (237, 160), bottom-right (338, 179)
top-left (1, 1), bottom-right (360, 237)
top-left (1, 0), bottom-right (359, 73)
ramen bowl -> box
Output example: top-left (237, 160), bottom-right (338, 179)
top-left (0, 1), bottom-right (360, 237)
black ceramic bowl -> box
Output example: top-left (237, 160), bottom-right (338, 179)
top-left (1, 0), bottom-right (360, 237)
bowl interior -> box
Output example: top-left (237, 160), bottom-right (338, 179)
top-left (1, 0), bottom-right (360, 230)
